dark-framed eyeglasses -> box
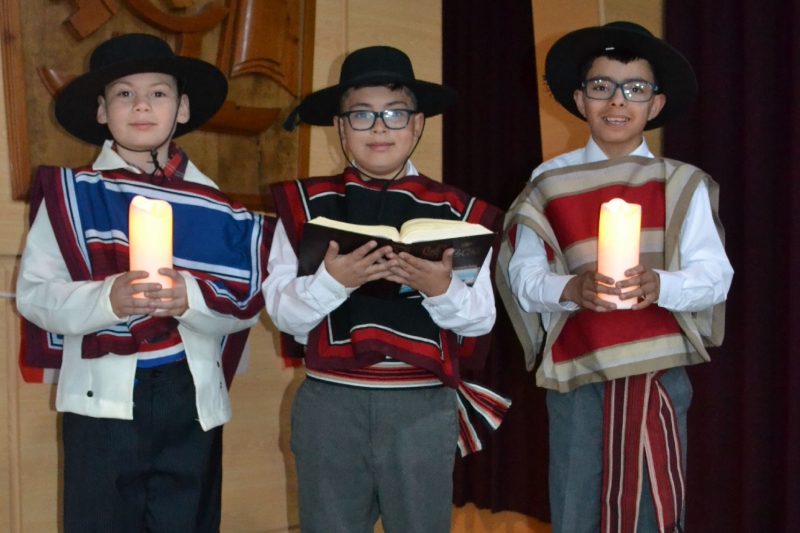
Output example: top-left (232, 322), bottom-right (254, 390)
top-left (339, 109), bottom-right (416, 130)
top-left (581, 78), bottom-right (658, 102)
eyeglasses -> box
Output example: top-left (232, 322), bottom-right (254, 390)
top-left (339, 109), bottom-right (416, 130)
top-left (581, 78), bottom-right (658, 102)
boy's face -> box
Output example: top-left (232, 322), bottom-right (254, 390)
top-left (97, 72), bottom-right (189, 157)
top-left (334, 86), bottom-right (423, 180)
top-left (573, 57), bottom-right (666, 159)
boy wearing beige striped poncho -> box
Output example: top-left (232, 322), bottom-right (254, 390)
top-left (497, 22), bottom-right (733, 533)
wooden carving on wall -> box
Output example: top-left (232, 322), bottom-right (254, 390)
top-left (0, 0), bottom-right (316, 212)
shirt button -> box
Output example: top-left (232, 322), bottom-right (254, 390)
top-left (87, 391), bottom-right (93, 397)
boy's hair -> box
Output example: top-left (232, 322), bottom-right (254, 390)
top-left (339, 83), bottom-right (419, 114)
top-left (579, 49), bottom-right (660, 88)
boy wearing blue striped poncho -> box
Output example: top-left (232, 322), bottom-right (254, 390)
top-left (16, 33), bottom-right (272, 533)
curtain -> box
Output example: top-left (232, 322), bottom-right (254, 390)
top-left (664, 1), bottom-right (800, 531)
top-left (442, 0), bottom-right (550, 521)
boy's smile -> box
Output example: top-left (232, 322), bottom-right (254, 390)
top-left (96, 72), bottom-right (190, 170)
top-left (573, 57), bottom-right (666, 159)
top-left (335, 86), bottom-right (423, 180)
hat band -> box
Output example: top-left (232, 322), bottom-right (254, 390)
top-left (342, 70), bottom-right (413, 86)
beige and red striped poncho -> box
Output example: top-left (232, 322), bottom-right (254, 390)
top-left (497, 156), bottom-right (726, 393)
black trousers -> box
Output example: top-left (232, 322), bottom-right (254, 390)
top-left (62, 359), bottom-right (223, 533)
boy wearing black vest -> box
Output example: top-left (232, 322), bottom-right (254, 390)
top-left (16, 34), bottom-right (270, 532)
top-left (498, 23), bottom-right (733, 533)
top-left (265, 46), bottom-right (509, 533)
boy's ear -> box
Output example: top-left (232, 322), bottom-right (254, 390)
top-left (96, 95), bottom-right (108, 125)
top-left (647, 93), bottom-right (667, 121)
top-left (573, 89), bottom-right (588, 118)
top-left (411, 112), bottom-right (424, 140)
top-left (177, 93), bottom-right (190, 125)
top-left (334, 115), bottom-right (348, 151)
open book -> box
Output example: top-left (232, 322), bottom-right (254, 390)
top-left (297, 216), bottom-right (495, 297)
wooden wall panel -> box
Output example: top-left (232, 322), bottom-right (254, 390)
top-left (532, 0), bottom-right (602, 162)
top-left (220, 317), bottom-right (303, 532)
top-left (4, 0), bottom-right (314, 211)
top-left (0, 261), bottom-right (21, 533)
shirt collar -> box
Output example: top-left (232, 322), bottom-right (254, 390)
top-left (583, 136), bottom-right (654, 164)
top-left (350, 159), bottom-right (419, 178)
top-left (92, 140), bottom-right (142, 174)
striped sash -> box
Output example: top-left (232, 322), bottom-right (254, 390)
top-left (602, 372), bottom-right (685, 533)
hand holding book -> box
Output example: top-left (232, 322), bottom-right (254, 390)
top-left (323, 239), bottom-right (395, 289)
top-left (298, 217), bottom-right (495, 298)
top-left (384, 247), bottom-right (454, 297)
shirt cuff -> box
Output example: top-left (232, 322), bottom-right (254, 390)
top-left (308, 262), bottom-right (349, 307)
top-left (177, 271), bottom-right (202, 320)
top-left (544, 274), bottom-right (580, 311)
top-left (654, 269), bottom-right (680, 308)
top-left (421, 275), bottom-right (463, 312)
top-left (100, 273), bottom-right (126, 322)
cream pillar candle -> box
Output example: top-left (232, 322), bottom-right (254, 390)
top-left (129, 195), bottom-right (173, 298)
top-left (597, 198), bottom-right (641, 309)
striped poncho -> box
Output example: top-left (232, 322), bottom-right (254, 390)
top-left (497, 156), bottom-right (726, 392)
top-left (22, 147), bottom-right (273, 387)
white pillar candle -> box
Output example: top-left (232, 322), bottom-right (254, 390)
top-left (597, 198), bottom-right (641, 309)
top-left (129, 195), bottom-right (173, 298)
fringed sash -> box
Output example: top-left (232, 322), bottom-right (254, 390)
top-left (271, 169), bottom-right (511, 454)
top-left (456, 379), bottom-right (512, 455)
top-left (602, 372), bottom-right (685, 533)
top-left (22, 146), bottom-right (273, 387)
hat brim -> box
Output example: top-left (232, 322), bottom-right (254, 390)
top-left (545, 26), bottom-right (697, 130)
top-left (297, 73), bottom-right (458, 126)
top-left (55, 56), bottom-right (228, 146)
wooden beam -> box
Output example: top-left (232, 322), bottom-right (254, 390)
top-left (0, 0), bottom-right (31, 201)
top-left (3, 265), bottom-right (22, 533)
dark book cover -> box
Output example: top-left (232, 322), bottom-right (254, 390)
top-left (297, 222), bottom-right (495, 298)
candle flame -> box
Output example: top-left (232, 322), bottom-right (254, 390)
top-left (131, 196), bottom-right (172, 218)
top-left (605, 198), bottom-right (641, 218)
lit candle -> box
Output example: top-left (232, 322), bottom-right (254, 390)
top-left (129, 195), bottom-right (173, 298)
top-left (597, 198), bottom-right (641, 309)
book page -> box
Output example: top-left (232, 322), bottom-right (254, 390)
top-left (307, 217), bottom-right (400, 241)
top-left (397, 218), bottom-right (492, 243)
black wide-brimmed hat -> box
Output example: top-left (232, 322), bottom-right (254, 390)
top-left (288, 46), bottom-right (457, 128)
top-left (544, 21), bottom-right (697, 130)
top-left (55, 33), bottom-right (228, 146)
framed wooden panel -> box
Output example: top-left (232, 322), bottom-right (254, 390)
top-left (0, 0), bottom-right (316, 213)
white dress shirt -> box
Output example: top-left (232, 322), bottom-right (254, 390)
top-left (508, 137), bottom-right (733, 330)
top-left (262, 161), bottom-right (496, 345)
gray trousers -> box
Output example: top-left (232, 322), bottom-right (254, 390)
top-left (547, 366), bottom-right (692, 533)
top-left (290, 378), bottom-right (459, 533)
